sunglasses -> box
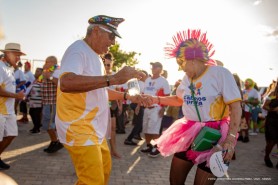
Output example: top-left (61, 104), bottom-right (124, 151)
top-left (104, 64), bottom-right (111, 67)
top-left (99, 26), bottom-right (116, 40)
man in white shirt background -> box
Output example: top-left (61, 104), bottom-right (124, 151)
top-left (140, 62), bottom-right (171, 158)
top-left (18, 61), bottom-right (35, 123)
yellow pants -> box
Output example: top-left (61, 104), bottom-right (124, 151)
top-left (64, 139), bottom-right (112, 185)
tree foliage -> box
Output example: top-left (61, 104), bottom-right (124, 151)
top-left (108, 42), bottom-right (140, 71)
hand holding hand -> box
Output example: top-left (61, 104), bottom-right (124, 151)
top-left (142, 95), bottom-right (159, 105)
top-left (127, 94), bottom-right (152, 107)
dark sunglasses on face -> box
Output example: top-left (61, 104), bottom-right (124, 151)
top-left (104, 64), bottom-right (111, 67)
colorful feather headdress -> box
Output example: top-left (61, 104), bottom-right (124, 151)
top-left (164, 29), bottom-right (215, 62)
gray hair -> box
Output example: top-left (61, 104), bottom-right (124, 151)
top-left (46, 56), bottom-right (58, 64)
top-left (86, 24), bottom-right (97, 36)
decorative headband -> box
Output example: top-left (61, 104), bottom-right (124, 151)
top-left (164, 29), bottom-right (215, 61)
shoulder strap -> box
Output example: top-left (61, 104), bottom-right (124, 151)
top-left (190, 81), bottom-right (202, 122)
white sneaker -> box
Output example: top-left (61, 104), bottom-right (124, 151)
top-left (249, 132), bottom-right (257, 136)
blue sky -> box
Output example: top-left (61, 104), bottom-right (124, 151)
top-left (0, 0), bottom-right (277, 86)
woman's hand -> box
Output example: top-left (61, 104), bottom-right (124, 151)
top-left (220, 136), bottom-right (236, 163)
top-left (127, 94), bottom-right (152, 107)
top-left (141, 95), bottom-right (158, 106)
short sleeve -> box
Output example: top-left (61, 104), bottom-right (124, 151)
top-left (19, 70), bottom-right (26, 81)
top-left (218, 68), bottom-right (241, 104)
top-left (162, 79), bottom-right (171, 95)
top-left (176, 76), bottom-right (187, 99)
top-left (52, 69), bottom-right (61, 79)
top-left (27, 72), bottom-right (35, 83)
top-left (253, 90), bottom-right (260, 101)
top-left (0, 67), bottom-right (4, 84)
top-left (60, 52), bottom-right (84, 76)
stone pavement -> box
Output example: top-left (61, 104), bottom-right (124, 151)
top-left (1, 119), bottom-right (277, 185)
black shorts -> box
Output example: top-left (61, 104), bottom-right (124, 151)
top-left (174, 151), bottom-right (212, 174)
top-left (265, 117), bottom-right (278, 142)
top-left (110, 107), bottom-right (118, 118)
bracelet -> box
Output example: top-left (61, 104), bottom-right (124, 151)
top-left (104, 75), bottom-right (110, 86)
top-left (157, 96), bottom-right (160, 104)
top-left (228, 133), bottom-right (236, 138)
top-left (123, 92), bottom-right (128, 100)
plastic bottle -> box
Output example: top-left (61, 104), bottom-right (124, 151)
top-left (127, 78), bottom-right (140, 96)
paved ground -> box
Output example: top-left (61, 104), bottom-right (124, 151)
top-left (1, 118), bottom-right (278, 185)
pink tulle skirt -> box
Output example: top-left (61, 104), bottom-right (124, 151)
top-left (152, 117), bottom-right (236, 167)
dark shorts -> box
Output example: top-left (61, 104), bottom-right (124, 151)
top-left (19, 101), bottom-right (28, 114)
top-left (110, 107), bottom-right (118, 118)
top-left (265, 117), bottom-right (278, 142)
top-left (174, 151), bottom-right (212, 174)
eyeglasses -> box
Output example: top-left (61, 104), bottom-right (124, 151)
top-left (104, 64), bottom-right (111, 67)
top-left (99, 26), bottom-right (116, 40)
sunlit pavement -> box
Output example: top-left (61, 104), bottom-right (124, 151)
top-left (1, 117), bottom-right (278, 185)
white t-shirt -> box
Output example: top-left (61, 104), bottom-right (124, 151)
top-left (138, 80), bottom-right (145, 94)
top-left (52, 68), bottom-right (61, 79)
top-left (143, 76), bottom-right (171, 106)
top-left (55, 40), bottom-right (109, 146)
top-left (14, 69), bottom-right (26, 92)
top-left (242, 88), bottom-right (260, 112)
top-left (24, 70), bottom-right (35, 84)
top-left (0, 61), bottom-right (16, 115)
top-left (176, 66), bottom-right (241, 122)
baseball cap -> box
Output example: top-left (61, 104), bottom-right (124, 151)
top-left (150, 62), bottom-right (163, 69)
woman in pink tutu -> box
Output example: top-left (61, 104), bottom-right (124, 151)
top-left (149, 29), bottom-right (242, 185)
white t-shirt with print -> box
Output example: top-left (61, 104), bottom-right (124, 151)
top-left (242, 88), bottom-right (260, 112)
top-left (176, 66), bottom-right (241, 122)
top-left (0, 61), bottom-right (16, 115)
top-left (143, 76), bottom-right (171, 106)
top-left (55, 40), bottom-right (109, 146)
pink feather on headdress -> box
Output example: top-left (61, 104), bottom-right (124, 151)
top-left (165, 29), bottom-right (215, 61)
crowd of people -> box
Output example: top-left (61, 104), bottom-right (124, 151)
top-left (0, 14), bottom-right (277, 185)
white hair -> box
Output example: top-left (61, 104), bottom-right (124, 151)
top-left (86, 24), bottom-right (97, 36)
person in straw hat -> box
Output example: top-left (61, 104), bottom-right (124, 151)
top-left (0, 43), bottom-right (25, 170)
